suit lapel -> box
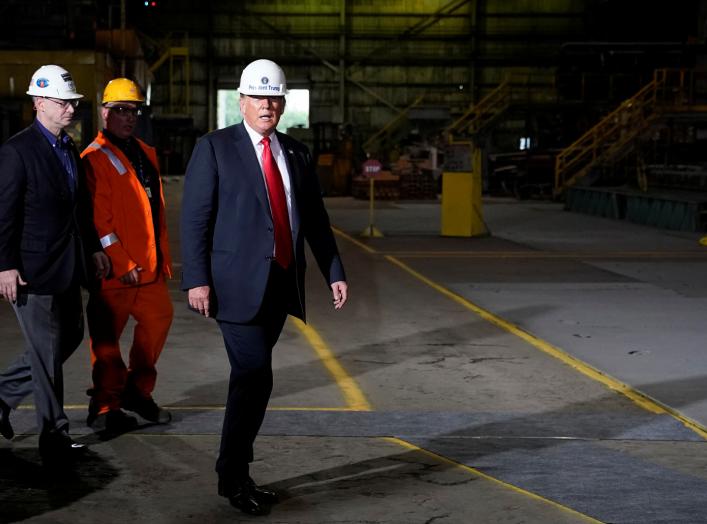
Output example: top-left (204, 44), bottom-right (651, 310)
top-left (277, 133), bottom-right (301, 187)
top-left (276, 132), bottom-right (302, 240)
top-left (232, 123), bottom-right (271, 220)
top-left (278, 133), bottom-right (307, 210)
top-left (30, 124), bottom-right (73, 196)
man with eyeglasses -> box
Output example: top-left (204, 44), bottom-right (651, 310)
top-left (81, 78), bottom-right (173, 435)
top-left (0, 64), bottom-right (109, 465)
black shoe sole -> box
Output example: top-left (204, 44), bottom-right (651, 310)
top-left (228, 496), bottom-right (270, 516)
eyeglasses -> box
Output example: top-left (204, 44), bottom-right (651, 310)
top-left (44, 97), bottom-right (79, 109)
top-left (109, 106), bottom-right (142, 117)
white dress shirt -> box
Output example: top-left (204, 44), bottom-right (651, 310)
top-left (243, 120), bottom-right (294, 222)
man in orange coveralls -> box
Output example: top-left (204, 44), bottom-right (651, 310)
top-left (81, 78), bottom-right (173, 434)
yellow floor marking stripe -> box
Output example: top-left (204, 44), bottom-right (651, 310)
top-left (384, 254), bottom-right (707, 440)
top-left (330, 229), bottom-right (707, 260)
top-left (386, 437), bottom-right (604, 523)
top-left (51, 405), bottom-right (361, 412)
top-left (332, 226), bottom-right (377, 254)
top-left (267, 406), bottom-right (363, 411)
top-left (387, 251), bottom-right (707, 259)
top-left (325, 225), bottom-right (707, 437)
top-left (291, 317), bottom-right (372, 412)
top-left (23, 319), bottom-right (370, 415)
top-left (329, 226), bottom-right (707, 437)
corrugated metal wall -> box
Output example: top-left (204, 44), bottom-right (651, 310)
top-left (144, 0), bottom-right (588, 134)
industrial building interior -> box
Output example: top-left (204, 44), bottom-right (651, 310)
top-left (2, 1), bottom-right (707, 522)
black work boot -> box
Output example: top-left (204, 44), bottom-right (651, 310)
top-left (122, 395), bottom-right (171, 424)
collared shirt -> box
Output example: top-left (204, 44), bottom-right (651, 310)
top-left (34, 118), bottom-right (77, 196)
top-left (242, 120), bottom-right (294, 223)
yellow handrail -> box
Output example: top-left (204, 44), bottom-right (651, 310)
top-left (362, 94), bottom-right (425, 152)
top-left (149, 32), bottom-right (191, 115)
top-left (554, 71), bottom-right (667, 194)
top-left (445, 79), bottom-right (511, 136)
top-left (550, 68), bottom-right (707, 195)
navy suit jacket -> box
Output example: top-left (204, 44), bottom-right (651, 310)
top-left (180, 122), bottom-right (345, 323)
top-left (0, 122), bottom-right (99, 294)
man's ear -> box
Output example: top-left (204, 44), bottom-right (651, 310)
top-left (100, 106), bottom-right (111, 125)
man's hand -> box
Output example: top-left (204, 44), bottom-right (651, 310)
top-left (0, 269), bottom-right (27, 303)
top-left (330, 281), bottom-right (348, 310)
top-left (188, 285), bottom-right (211, 317)
top-left (119, 267), bottom-right (143, 285)
top-left (92, 252), bottom-right (111, 280)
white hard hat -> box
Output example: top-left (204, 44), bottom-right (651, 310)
top-left (26, 65), bottom-right (84, 100)
top-left (238, 59), bottom-right (287, 96)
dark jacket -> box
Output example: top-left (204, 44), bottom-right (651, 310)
top-left (0, 122), bottom-right (100, 294)
top-left (180, 122), bottom-right (345, 323)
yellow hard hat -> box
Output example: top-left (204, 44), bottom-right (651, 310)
top-left (102, 78), bottom-right (145, 104)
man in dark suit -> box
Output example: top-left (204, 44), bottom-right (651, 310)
top-left (0, 65), bottom-right (108, 465)
top-left (181, 58), bottom-right (348, 516)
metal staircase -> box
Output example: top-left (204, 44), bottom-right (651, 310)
top-left (362, 94), bottom-right (425, 153)
top-left (553, 69), bottom-right (701, 195)
top-left (444, 78), bottom-right (512, 137)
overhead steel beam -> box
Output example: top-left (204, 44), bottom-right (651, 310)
top-left (348, 0), bottom-right (471, 73)
top-left (240, 10), bottom-right (404, 115)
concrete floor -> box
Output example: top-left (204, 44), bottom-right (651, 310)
top-left (2, 179), bottom-right (707, 523)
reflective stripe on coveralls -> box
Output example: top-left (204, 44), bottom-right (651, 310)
top-left (99, 233), bottom-right (120, 248)
top-left (87, 141), bottom-right (127, 175)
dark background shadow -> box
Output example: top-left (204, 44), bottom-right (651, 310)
top-left (0, 447), bottom-right (119, 524)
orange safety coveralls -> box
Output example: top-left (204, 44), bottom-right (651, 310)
top-left (81, 131), bottom-right (173, 415)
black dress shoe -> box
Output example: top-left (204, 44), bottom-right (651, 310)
top-left (246, 477), bottom-right (279, 505)
top-left (227, 487), bottom-right (269, 516)
top-left (39, 430), bottom-right (86, 465)
top-left (0, 398), bottom-right (13, 440)
top-left (122, 395), bottom-right (171, 424)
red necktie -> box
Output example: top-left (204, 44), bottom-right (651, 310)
top-left (260, 136), bottom-right (293, 268)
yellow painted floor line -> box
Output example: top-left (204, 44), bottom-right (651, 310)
top-left (332, 229), bottom-right (707, 439)
top-left (385, 251), bottom-right (707, 259)
top-left (332, 226), bottom-right (377, 254)
top-left (384, 254), bottom-right (707, 440)
top-left (51, 405), bottom-right (362, 412)
top-left (386, 437), bottom-right (604, 524)
top-left (291, 317), bottom-right (372, 412)
top-left (330, 230), bottom-right (707, 260)
top-left (24, 320), bottom-right (370, 415)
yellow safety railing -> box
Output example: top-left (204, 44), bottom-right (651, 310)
top-left (149, 32), bottom-right (190, 114)
top-left (362, 94), bottom-right (425, 153)
top-left (446, 73), bottom-right (556, 138)
top-left (553, 69), bottom-right (705, 195)
top-left (444, 78), bottom-right (511, 136)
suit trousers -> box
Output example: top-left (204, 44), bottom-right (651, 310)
top-left (215, 262), bottom-right (293, 483)
top-left (86, 277), bottom-right (173, 413)
top-left (0, 286), bottom-right (83, 434)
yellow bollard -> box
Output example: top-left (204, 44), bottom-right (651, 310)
top-left (360, 177), bottom-right (383, 237)
top-left (441, 143), bottom-right (488, 237)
